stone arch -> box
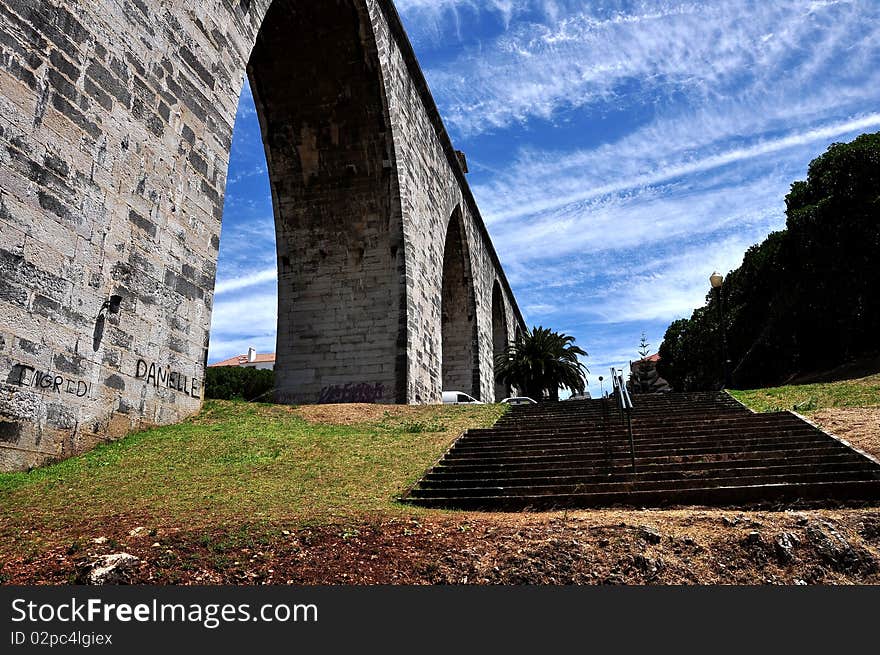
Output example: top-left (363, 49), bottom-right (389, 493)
top-left (246, 0), bottom-right (408, 405)
top-left (0, 0), bottom-right (411, 472)
top-left (491, 281), bottom-right (510, 401)
top-left (441, 208), bottom-right (479, 398)
top-left (0, 0), bottom-right (528, 471)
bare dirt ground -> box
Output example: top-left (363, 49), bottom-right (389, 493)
top-left (294, 403), bottom-right (416, 425)
top-left (3, 508), bottom-right (879, 586)
top-left (812, 408), bottom-right (880, 461)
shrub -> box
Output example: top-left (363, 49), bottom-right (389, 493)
top-left (205, 367), bottom-right (275, 402)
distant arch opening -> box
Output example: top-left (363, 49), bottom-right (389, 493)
top-left (441, 210), bottom-right (478, 398)
top-left (491, 282), bottom-right (510, 401)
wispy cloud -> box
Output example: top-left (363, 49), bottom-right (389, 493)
top-left (395, 0), bottom-right (533, 42)
top-left (493, 166), bottom-right (789, 268)
top-left (480, 113), bottom-right (880, 225)
top-left (214, 215), bottom-right (276, 279)
top-left (226, 164), bottom-right (268, 187)
top-left (586, 235), bottom-right (759, 324)
top-left (208, 291), bottom-right (278, 363)
top-left (210, 294), bottom-right (276, 334)
top-left (236, 80), bottom-right (256, 120)
top-left (423, 0), bottom-right (880, 136)
top-left (510, 227), bottom-right (762, 326)
top-left (515, 230), bottom-right (761, 395)
top-left (215, 268), bottom-right (277, 295)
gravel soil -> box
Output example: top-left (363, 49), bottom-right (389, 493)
top-left (3, 508), bottom-right (879, 586)
top-left (812, 408), bottom-right (880, 461)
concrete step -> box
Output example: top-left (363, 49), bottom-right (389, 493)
top-left (402, 391), bottom-right (880, 510)
top-left (453, 425), bottom-right (825, 450)
top-left (426, 452), bottom-right (867, 480)
top-left (421, 460), bottom-right (878, 487)
top-left (442, 437), bottom-right (843, 464)
top-left (433, 445), bottom-right (848, 471)
top-left (410, 468), bottom-right (880, 498)
top-left (433, 447), bottom-right (852, 476)
top-left (482, 420), bottom-right (790, 439)
top-left (406, 480), bottom-right (880, 510)
top-left (501, 399), bottom-right (747, 419)
top-left (483, 412), bottom-right (795, 435)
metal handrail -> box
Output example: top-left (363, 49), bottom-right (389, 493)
top-left (617, 372), bottom-right (634, 411)
top-left (609, 370), bottom-right (620, 419)
top-left (611, 368), bottom-right (637, 473)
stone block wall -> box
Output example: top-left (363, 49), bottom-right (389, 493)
top-left (368, 0), bottom-right (524, 404)
top-left (0, 0), bottom-right (525, 472)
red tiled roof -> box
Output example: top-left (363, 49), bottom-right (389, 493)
top-left (209, 353), bottom-right (276, 368)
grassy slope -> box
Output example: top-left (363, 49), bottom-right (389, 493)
top-left (2, 397), bottom-right (879, 585)
top-left (730, 373), bottom-right (880, 414)
top-left (0, 401), bottom-right (504, 549)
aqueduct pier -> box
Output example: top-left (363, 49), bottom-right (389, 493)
top-left (0, 0), bottom-right (525, 471)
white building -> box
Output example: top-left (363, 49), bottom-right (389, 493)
top-left (209, 348), bottom-right (276, 371)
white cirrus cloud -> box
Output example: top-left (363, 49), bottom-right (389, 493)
top-left (214, 268), bottom-right (278, 295)
top-left (423, 0), bottom-right (879, 136)
top-left (479, 113), bottom-right (880, 225)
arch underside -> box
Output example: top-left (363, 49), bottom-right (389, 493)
top-left (492, 282), bottom-right (510, 401)
top-left (248, 0), bottom-right (407, 405)
top-left (441, 211), bottom-right (479, 398)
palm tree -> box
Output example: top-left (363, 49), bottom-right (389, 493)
top-left (494, 326), bottom-right (589, 401)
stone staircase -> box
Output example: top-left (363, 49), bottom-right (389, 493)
top-left (404, 392), bottom-right (880, 510)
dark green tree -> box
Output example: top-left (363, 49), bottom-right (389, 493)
top-left (638, 333), bottom-right (651, 360)
top-left (633, 333), bottom-right (652, 393)
top-left (657, 308), bottom-right (719, 391)
top-left (657, 131), bottom-right (880, 390)
top-left (633, 333), bottom-right (672, 394)
top-left (494, 326), bottom-right (589, 401)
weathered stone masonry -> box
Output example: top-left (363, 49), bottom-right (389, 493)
top-left (0, 0), bottom-right (524, 472)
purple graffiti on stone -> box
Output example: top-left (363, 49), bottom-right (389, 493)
top-left (318, 382), bottom-right (385, 404)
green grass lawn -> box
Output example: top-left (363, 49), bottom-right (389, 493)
top-left (730, 373), bottom-right (880, 414)
top-left (0, 401), bottom-right (505, 548)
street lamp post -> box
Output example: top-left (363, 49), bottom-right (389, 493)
top-left (710, 272), bottom-right (732, 389)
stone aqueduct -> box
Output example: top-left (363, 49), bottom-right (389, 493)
top-left (0, 0), bottom-right (526, 472)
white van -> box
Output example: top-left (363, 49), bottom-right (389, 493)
top-left (442, 391), bottom-right (484, 405)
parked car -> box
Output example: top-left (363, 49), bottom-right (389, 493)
top-left (500, 396), bottom-right (538, 406)
top-left (442, 391), bottom-right (484, 405)
top-left (566, 391), bottom-right (592, 401)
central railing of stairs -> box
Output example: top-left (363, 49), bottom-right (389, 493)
top-left (609, 367), bottom-right (637, 473)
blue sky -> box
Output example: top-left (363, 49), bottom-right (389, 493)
top-left (210, 0), bottom-right (880, 397)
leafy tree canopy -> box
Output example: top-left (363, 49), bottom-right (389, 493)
top-left (658, 131), bottom-right (880, 391)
